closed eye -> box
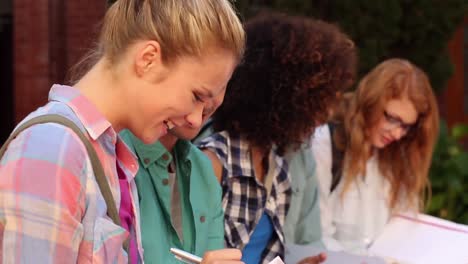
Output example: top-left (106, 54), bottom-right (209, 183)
top-left (193, 92), bottom-right (205, 103)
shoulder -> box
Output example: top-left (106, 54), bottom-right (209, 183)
top-left (311, 125), bottom-right (332, 157)
top-left (197, 131), bottom-right (232, 164)
top-left (4, 120), bottom-right (88, 164)
top-left (196, 132), bottom-right (234, 183)
top-left (1, 104), bottom-right (94, 178)
top-left (185, 143), bottom-right (223, 197)
top-left (197, 131), bottom-right (230, 149)
top-left (188, 143), bottom-right (215, 170)
top-left (312, 124), bottom-right (331, 144)
top-left (0, 118), bottom-right (89, 204)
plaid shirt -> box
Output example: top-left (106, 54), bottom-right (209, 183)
top-left (198, 131), bottom-right (292, 264)
top-left (0, 85), bottom-right (143, 263)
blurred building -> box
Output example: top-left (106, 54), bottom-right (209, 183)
top-left (0, 0), bottom-right (106, 142)
top-left (441, 16), bottom-right (468, 128)
top-left (0, 0), bottom-right (13, 143)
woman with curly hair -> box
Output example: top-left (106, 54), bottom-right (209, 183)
top-left (198, 12), bottom-right (357, 264)
top-left (314, 59), bottom-right (439, 254)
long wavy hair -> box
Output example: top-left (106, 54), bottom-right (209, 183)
top-left (332, 58), bottom-right (439, 211)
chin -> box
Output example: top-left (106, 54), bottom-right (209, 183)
top-left (371, 139), bottom-right (386, 149)
top-left (170, 129), bottom-right (198, 141)
top-left (139, 130), bottom-right (161, 145)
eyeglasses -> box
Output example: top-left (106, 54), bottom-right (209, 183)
top-left (383, 111), bottom-right (416, 134)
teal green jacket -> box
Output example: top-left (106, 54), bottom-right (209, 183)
top-left (283, 144), bottom-right (323, 246)
top-left (121, 130), bottom-right (224, 263)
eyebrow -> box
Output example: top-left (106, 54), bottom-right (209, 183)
top-left (200, 85), bottom-right (227, 98)
top-left (386, 111), bottom-right (417, 126)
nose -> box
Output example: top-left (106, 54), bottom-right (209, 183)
top-left (390, 126), bottom-right (406, 141)
top-left (184, 103), bottom-right (204, 128)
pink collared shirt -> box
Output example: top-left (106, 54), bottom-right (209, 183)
top-left (0, 84), bottom-right (143, 263)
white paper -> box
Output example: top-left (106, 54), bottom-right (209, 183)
top-left (268, 256), bottom-right (285, 264)
top-left (369, 213), bottom-right (468, 264)
top-left (285, 243), bottom-right (386, 264)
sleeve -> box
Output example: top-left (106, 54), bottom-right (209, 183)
top-left (206, 187), bottom-right (225, 251)
top-left (311, 125), bottom-right (344, 251)
top-left (195, 139), bottom-right (227, 251)
top-left (0, 123), bottom-right (88, 263)
top-left (197, 133), bottom-right (230, 183)
top-left (284, 146), bottom-right (323, 245)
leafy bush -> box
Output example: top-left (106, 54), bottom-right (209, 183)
top-left (427, 122), bottom-right (468, 223)
top-left (234, 0), bottom-right (467, 92)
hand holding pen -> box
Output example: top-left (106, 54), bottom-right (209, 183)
top-left (171, 248), bottom-right (244, 264)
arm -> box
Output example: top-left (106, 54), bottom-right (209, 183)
top-left (286, 148), bottom-right (327, 264)
top-left (285, 146), bottom-right (323, 245)
top-left (206, 178), bottom-right (225, 251)
top-left (200, 148), bottom-right (243, 262)
top-left (0, 124), bottom-right (87, 263)
top-left (311, 126), bottom-right (344, 251)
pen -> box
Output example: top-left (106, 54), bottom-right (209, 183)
top-left (170, 247), bottom-right (203, 264)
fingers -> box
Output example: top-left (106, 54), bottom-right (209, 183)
top-left (204, 262), bottom-right (244, 264)
top-left (297, 252), bottom-right (327, 264)
top-left (201, 249), bottom-right (244, 264)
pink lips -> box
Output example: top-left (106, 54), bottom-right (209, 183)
top-left (382, 135), bottom-right (393, 145)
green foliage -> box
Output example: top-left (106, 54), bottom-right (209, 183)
top-left (233, 0), bottom-right (467, 91)
top-left (427, 122), bottom-right (468, 224)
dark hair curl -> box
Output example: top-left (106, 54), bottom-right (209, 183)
top-left (213, 12), bottom-right (357, 155)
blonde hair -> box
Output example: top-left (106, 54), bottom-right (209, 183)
top-left (333, 58), bottom-right (439, 211)
top-left (70, 0), bottom-right (245, 82)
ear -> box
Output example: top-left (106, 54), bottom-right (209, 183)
top-left (134, 40), bottom-right (163, 78)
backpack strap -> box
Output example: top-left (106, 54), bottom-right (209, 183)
top-left (0, 114), bottom-right (130, 252)
top-left (328, 123), bottom-right (345, 193)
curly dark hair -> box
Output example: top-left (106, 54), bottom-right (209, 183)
top-left (212, 12), bottom-right (357, 155)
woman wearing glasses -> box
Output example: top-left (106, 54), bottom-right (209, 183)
top-left (313, 58), bottom-right (439, 254)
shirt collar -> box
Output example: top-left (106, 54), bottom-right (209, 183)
top-left (132, 137), bottom-right (194, 169)
top-left (174, 139), bottom-right (193, 161)
top-left (48, 84), bottom-right (113, 141)
top-left (229, 135), bottom-right (284, 180)
top-left (116, 136), bottom-right (139, 181)
top-left (131, 136), bottom-right (170, 169)
top-left (49, 85), bottom-right (138, 180)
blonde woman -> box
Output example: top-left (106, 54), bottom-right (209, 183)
top-left (313, 59), bottom-right (439, 254)
top-left (0, 0), bottom-right (244, 263)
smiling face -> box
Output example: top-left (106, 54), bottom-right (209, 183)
top-left (369, 98), bottom-right (419, 149)
top-left (167, 86), bottom-right (226, 141)
top-left (121, 41), bottom-right (237, 144)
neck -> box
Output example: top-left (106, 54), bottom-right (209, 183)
top-left (159, 133), bottom-right (179, 151)
top-left (251, 145), bottom-right (268, 183)
top-left (74, 59), bottom-right (126, 132)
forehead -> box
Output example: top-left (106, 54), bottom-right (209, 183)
top-left (384, 98), bottom-right (418, 124)
top-left (181, 50), bottom-right (237, 91)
